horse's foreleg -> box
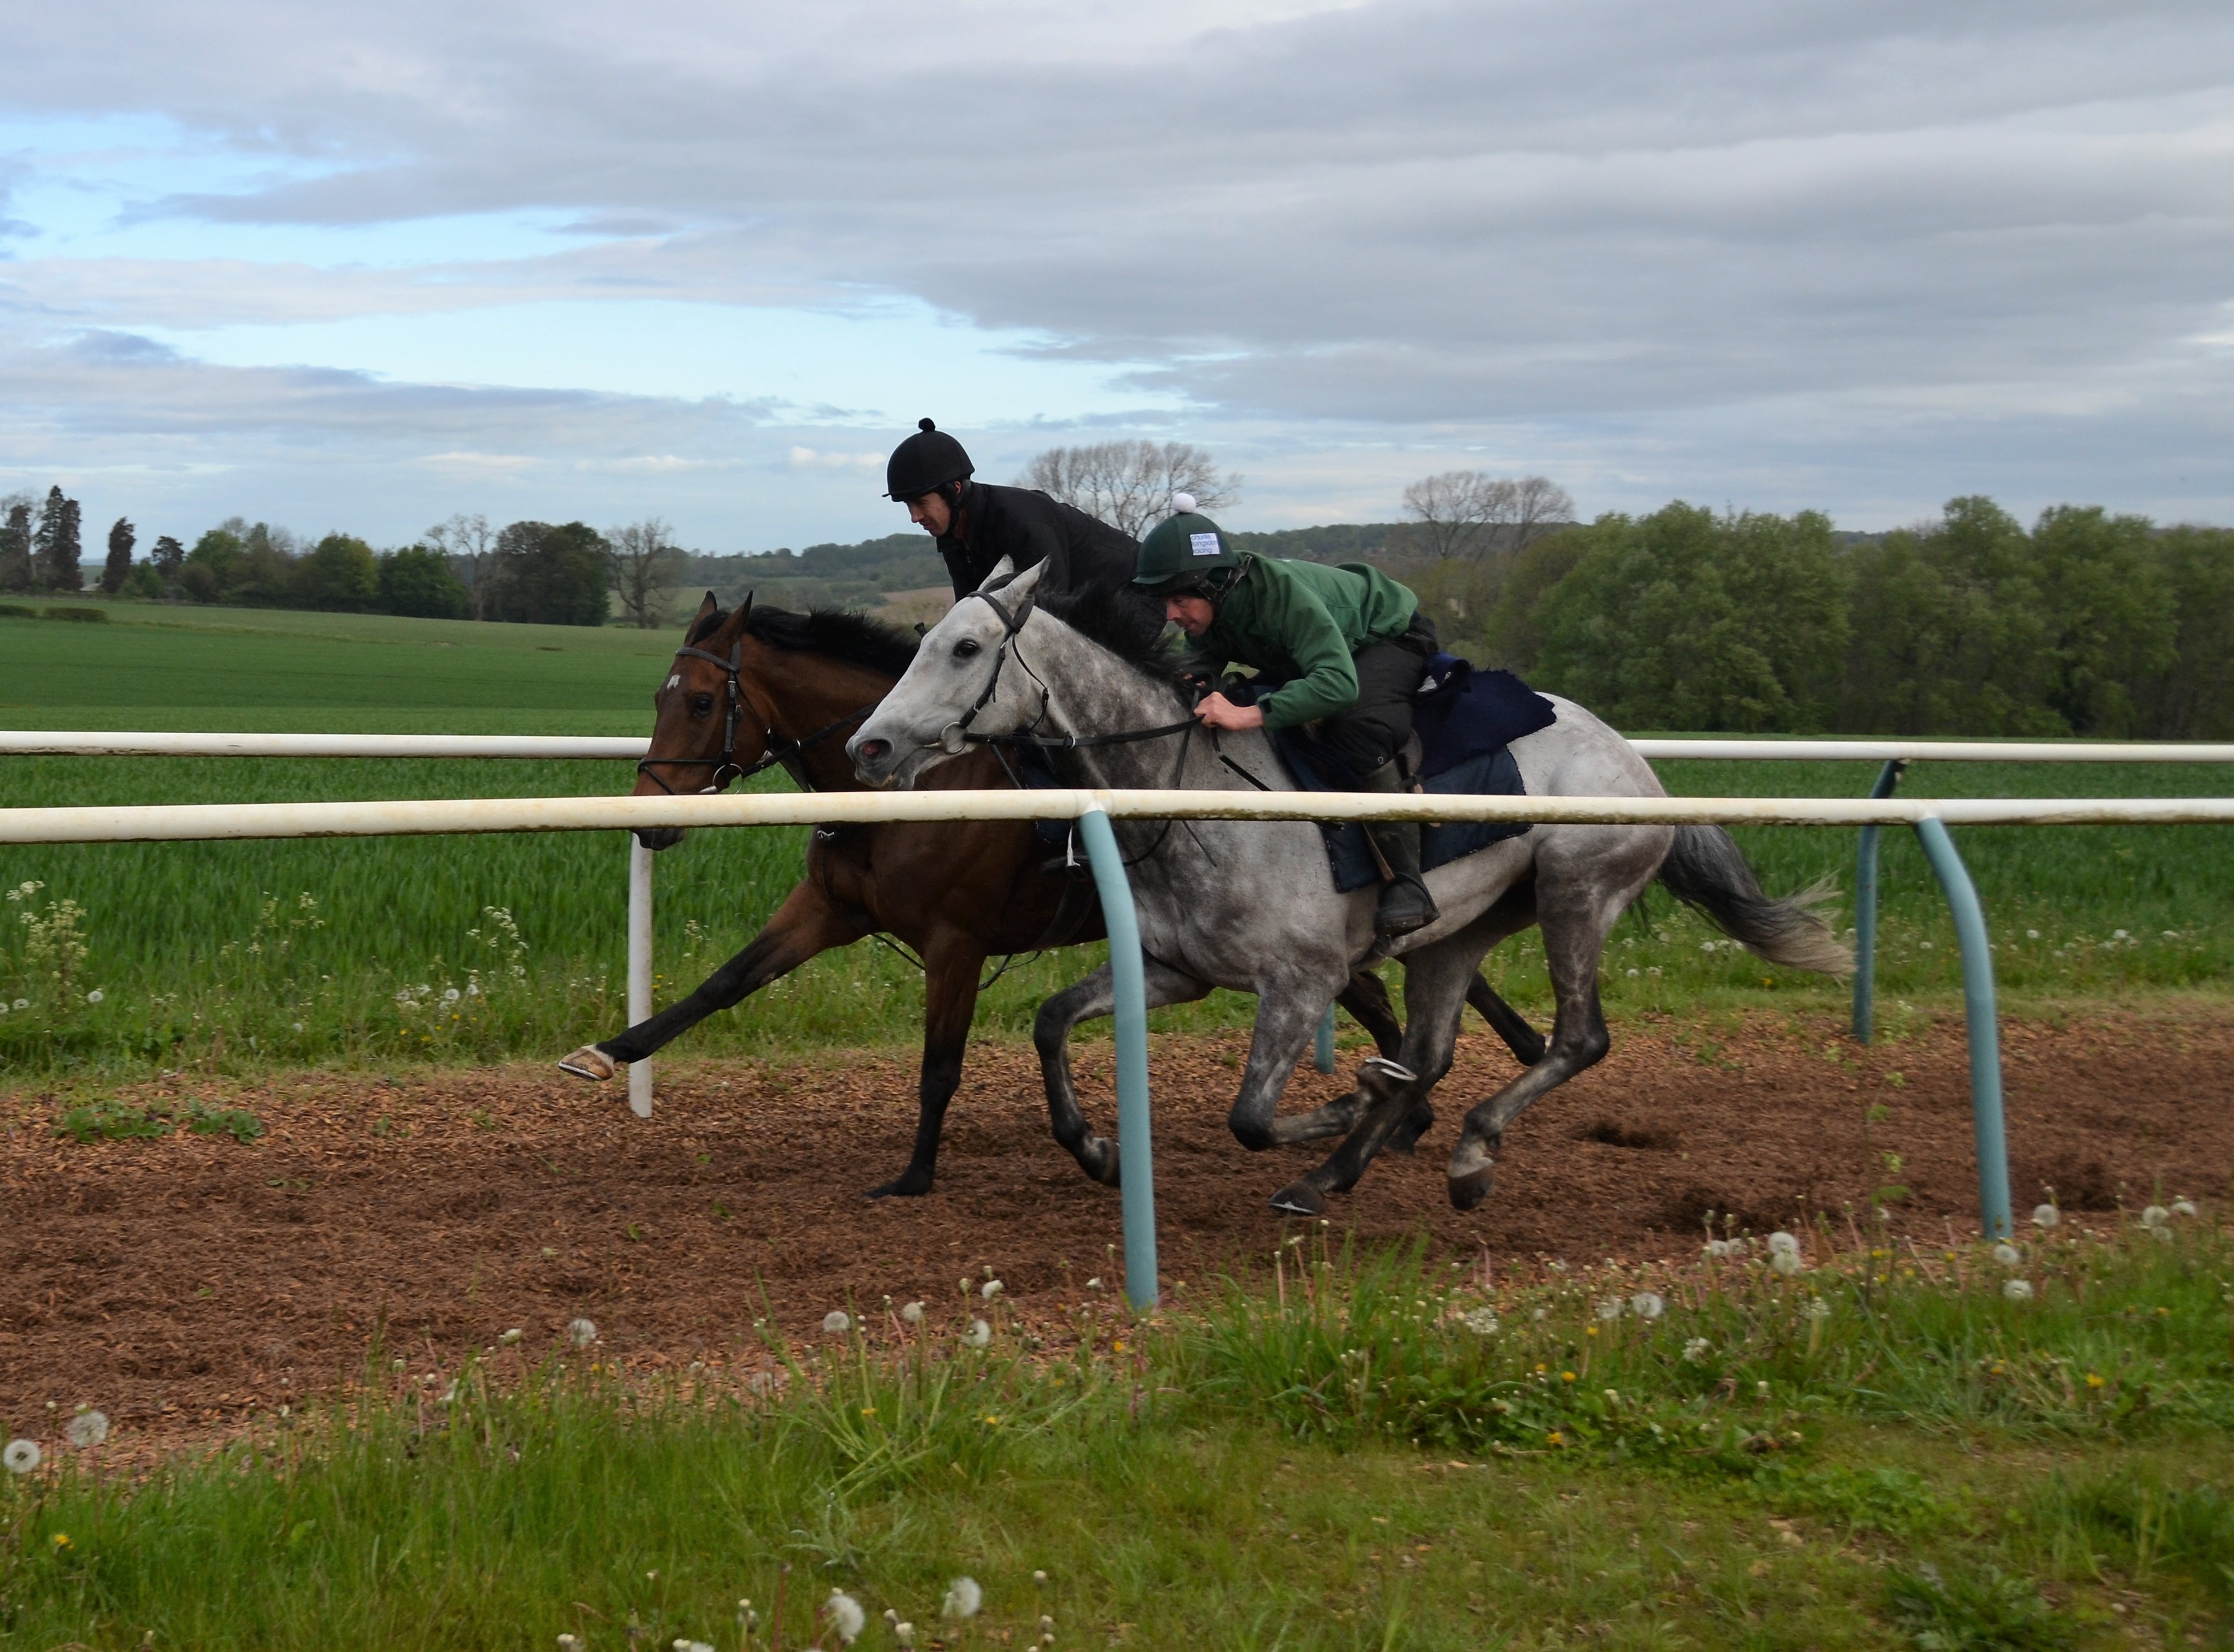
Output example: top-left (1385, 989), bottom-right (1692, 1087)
top-left (581, 882), bottom-right (861, 1068)
top-left (1335, 970), bottom-right (1404, 1060)
top-left (1034, 960), bottom-right (1207, 1187)
top-left (1230, 976), bottom-right (1356, 1150)
top-left (868, 931), bottom-right (984, 1199)
top-left (1269, 943), bottom-right (1479, 1213)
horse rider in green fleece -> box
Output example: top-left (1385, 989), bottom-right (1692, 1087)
top-left (1132, 493), bottom-right (1442, 939)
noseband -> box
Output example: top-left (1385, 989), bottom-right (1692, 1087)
top-left (639, 637), bottom-right (877, 795)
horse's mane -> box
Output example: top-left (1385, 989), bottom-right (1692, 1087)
top-left (1040, 583), bottom-right (1187, 685)
top-left (687, 601), bottom-right (920, 679)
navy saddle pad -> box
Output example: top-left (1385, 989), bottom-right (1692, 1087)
top-left (1269, 661), bottom-right (1557, 895)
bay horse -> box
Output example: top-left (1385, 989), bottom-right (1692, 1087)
top-left (560, 592), bottom-right (1545, 1198)
top-left (848, 560), bottom-right (1849, 1213)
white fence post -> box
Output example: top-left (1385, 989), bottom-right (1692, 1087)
top-left (627, 834), bottom-right (654, 1118)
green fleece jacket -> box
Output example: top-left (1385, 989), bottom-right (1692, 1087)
top-left (1182, 554), bottom-right (1419, 729)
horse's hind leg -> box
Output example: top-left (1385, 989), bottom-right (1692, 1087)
top-left (1446, 834), bottom-right (1662, 1210)
top-left (1468, 974), bottom-right (1547, 1067)
top-left (570, 881), bottom-right (859, 1073)
top-left (867, 929), bottom-right (985, 1199)
top-left (1034, 959), bottom-right (1209, 1186)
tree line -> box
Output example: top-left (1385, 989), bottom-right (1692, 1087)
top-left (0, 490), bottom-right (691, 628)
top-left (1417, 496), bottom-right (2234, 739)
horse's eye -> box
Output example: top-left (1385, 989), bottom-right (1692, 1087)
top-left (954, 638), bottom-right (982, 659)
top-left (690, 695), bottom-right (715, 715)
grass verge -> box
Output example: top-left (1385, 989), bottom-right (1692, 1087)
top-left (5, 1215), bottom-right (2231, 1648)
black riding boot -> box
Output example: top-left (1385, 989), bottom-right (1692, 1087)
top-left (1359, 760), bottom-right (1440, 938)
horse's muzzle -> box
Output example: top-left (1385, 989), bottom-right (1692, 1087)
top-left (634, 826), bottom-right (687, 852)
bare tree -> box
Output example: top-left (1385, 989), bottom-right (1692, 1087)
top-left (607, 518), bottom-right (689, 629)
top-left (424, 512), bottom-right (499, 618)
top-left (1019, 441), bottom-right (1239, 540)
top-left (1500, 476), bottom-right (1577, 558)
top-left (1401, 471), bottom-right (1575, 560)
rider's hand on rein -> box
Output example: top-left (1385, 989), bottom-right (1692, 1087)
top-left (1193, 692), bottom-right (1265, 732)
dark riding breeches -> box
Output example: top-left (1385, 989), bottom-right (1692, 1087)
top-left (1319, 613), bottom-right (1439, 780)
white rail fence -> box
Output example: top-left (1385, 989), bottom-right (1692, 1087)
top-left (8, 732), bottom-right (2231, 1304)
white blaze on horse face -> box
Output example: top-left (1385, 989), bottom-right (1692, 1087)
top-left (666, 674), bottom-right (682, 691)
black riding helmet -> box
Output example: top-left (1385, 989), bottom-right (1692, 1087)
top-left (885, 418), bottom-right (974, 501)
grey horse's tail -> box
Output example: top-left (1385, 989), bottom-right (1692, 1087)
top-left (1656, 825), bottom-right (1853, 976)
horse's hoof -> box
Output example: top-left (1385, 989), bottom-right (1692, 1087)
top-left (1448, 1164), bottom-right (1496, 1211)
top-left (558, 1046), bottom-right (616, 1082)
top-left (1269, 1179), bottom-right (1326, 1217)
top-left (1078, 1136), bottom-right (1122, 1188)
top-left (866, 1168), bottom-right (934, 1198)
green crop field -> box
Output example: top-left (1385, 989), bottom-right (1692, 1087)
top-left (5, 1220), bottom-right (2232, 1647)
top-left (1, 599), bottom-right (2229, 1079)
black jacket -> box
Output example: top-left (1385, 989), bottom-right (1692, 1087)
top-left (935, 483), bottom-right (1141, 601)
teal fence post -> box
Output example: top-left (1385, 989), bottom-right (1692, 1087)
top-left (1912, 816), bottom-right (2013, 1239)
top-left (1314, 1005), bottom-right (1337, 1073)
top-left (1852, 758), bottom-right (1906, 1043)
top-left (1075, 806), bottom-right (1159, 1309)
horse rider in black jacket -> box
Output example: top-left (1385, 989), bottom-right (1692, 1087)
top-left (885, 419), bottom-right (1140, 603)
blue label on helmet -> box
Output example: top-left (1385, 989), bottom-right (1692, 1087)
top-left (1190, 532), bottom-right (1221, 557)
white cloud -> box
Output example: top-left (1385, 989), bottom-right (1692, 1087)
top-left (0, 0), bottom-right (2227, 537)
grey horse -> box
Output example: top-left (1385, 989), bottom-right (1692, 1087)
top-left (848, 559), bottom-right (1849, 1214)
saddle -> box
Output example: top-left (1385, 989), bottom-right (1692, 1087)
top-left (1265, 656), bottom-right (1558, 895)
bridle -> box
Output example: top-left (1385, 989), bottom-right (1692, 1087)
top-left (939, 585), bottom-right (1198, 758)
top-left (637, 635), bottom-right (877, 796)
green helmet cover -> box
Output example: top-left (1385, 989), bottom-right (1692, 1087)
top-left (1133, 495), bottom-right (1240, 591)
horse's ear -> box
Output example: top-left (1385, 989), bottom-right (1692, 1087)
top-left (1002, 557), bottom-right (1047, 627)
top-left (975, 557), bottom-right (1016, 592)
top-left (711, 589), bottom-right (753, 644)
top-left (691, 590), bottom-right (719, 629)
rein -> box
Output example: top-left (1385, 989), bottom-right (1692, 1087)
top-left (948, 585), bottom-right (1202, 755)
top-left (637, 637), bottom-right (877, 795)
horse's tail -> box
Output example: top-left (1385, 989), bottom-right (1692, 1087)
top-left (1656, 825), bottom-right (1852, 976)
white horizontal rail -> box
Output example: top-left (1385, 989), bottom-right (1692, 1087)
top-left (1628, 738), bottom-right (2234, 762)
top-left (5, 789), bottom-right (2233, 846)
top-left (6, 731), bottom-right (2234, 764)
top-left (0, 731), bottom-right (646, 759)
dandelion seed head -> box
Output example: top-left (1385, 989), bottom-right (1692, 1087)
top-left (1771, 1250), bottom-right (1802, 1276)
top-left (3, 1439), bottom-right (39, 1474)
top-left (2171, 1198), bottom-right (2198, 1218)
top-left (566, 1317), bottom-right (597, 1348)
top-left (65, 1409), bottom-right (108, 1448)
top-left (1683, 1337), bottom-right (1711, 1363)
top-left (980, 1279), bottom-right (1004, 1300)
top-left (1085, 1276), bottom-right (1103, 1290)
top-left (963, 1319), bottom-right (991, 1349)
top-left (1801, 1298), bottom-right (1832, 1321)
top-left (943, 1576), bottom-right (983, 1619)
top-left (894, 1625), bottom-right (915, 1648)
top-left (1462, 1306), bottom-right (1500, 1336)
top-left (823, 1309), bottom-right (852, 1334)
top-left (1766, 1231), bottom-right (1800, 1258)
top-left (2033, 1204), bottom-right (2060, 1228)
top-left (2141, 1205), bottom-right (2171, 1231)
top-left (1630, 1291), bottom-right (1665, 1320)
top-left (2002, 1278), bottom-right (2035, 1302)
top-left (825, 1589), bottom-right (866, 1644)
top-left (86, 989), bottom-right (103, 1004)
top-left (900, 1300), bottom-right (926, 1324)
top-left (1992, 1243), bottom-right (2022, 1267)
top-left (1595, 1295), bottom-right (1624, 1321)
top-left (499, 1328), bottom-right (523, 1345)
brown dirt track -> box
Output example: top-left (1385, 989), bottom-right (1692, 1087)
top-left (4, 1003), bottom-right (2231, 1442)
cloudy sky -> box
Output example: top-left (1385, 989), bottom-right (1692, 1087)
top-left (4, 0), bottom-right (2231, 552)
